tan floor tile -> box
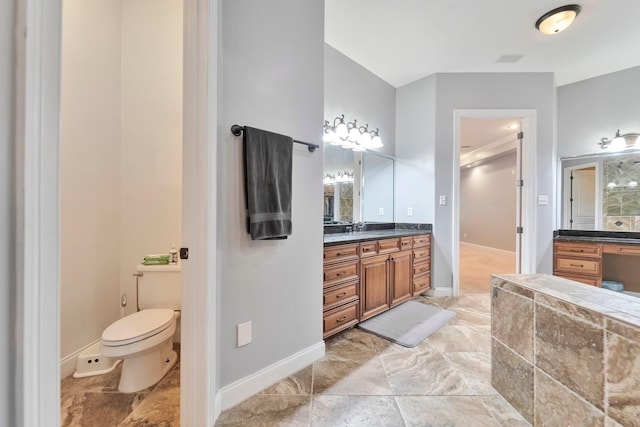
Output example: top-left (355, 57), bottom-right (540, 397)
top-left (215, 395), bottom-right (311, 427)
top-left (61, 391), bottom-right (146, 427)
top-left (259, 365), bottom-right (313, 395)
top-left (396, 396), bottom-right (501, 427)
top-left (312, 395), bottom-right (403, 427)
top-left (118, 389), bottom-right (180, 427)
top-left (313, 351), bottom-right (393, 395)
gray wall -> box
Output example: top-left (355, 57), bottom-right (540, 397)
top-left (0, 0), bottom-right (15, 424)
top-left (218, 0), bottom-right (324, 387)
top-left (558, 65), bottom-right (640, 158)
top-left (362, 153), bottom-right (394, 222)
top-left (395, 73), bottom-right (556, 289)
top-left (460, 152), bottom-right (517, 252)
top-left (395, 75), bottom-right (436, 224)
top-left (324, 44), bottom-right (396, 157)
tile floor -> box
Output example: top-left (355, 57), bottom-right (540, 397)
top-left (60, 295), bottom-right (530, 426)
top-left (60, 345), bottom-right (180, 426)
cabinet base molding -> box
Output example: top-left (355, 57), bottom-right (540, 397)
top-left (427, 286), bottom-right (453, 297)
top-left (218, 341), bottom-right (325, 411)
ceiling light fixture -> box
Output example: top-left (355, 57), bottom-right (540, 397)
top-left (323, 115), bottom-right (383, 151)
top-left (535, 4), bottom-right (581, 35)
top-left (600, 129), bottom-right (640, 150)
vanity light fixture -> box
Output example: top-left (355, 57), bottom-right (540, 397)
top-left (535, 4), bottom-right (581, 35)
top-left (323, 115), bottom-right (383, 151)
top-left (600, 130), bottom-right (640, 150)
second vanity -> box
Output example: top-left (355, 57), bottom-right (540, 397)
top-left (553, 229), bottom-right (640, 294)
top-left (323, 224), bottom-right (432, 339)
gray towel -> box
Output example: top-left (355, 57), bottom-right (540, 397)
top-left (243, 126), bottom-right (293, 240)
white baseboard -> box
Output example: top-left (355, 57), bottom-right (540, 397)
top-left (213, 391), bottom-right (222, 423)
top-left (428, 287), bottom-right (454, 297)
top-left (219, 341), bottom-right (325, 411)
top-left (460, 241), bottom-right (516, 257)
top-left (60, 338), bottom-right (101, 379)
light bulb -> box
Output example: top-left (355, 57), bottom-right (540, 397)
top-left (323, 129), bottom-right (335, 143)
top-left (336, 122), bottom-right (348, 139)
top-left (611, 134), bottom-right (626, 151)
top-left (348, 127), bottom-right (360, 142)
top-left (360, 131), bottom-right (372, 147)
top-left (370, 135), bottom-right (383, 148)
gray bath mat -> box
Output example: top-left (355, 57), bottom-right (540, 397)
top-left (357, 301), bottom-right (456, 347)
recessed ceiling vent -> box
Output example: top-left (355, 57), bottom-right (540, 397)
top-left (496, 54), bottom-right (524, 64)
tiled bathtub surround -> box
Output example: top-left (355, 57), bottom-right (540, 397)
top-left (603, 153), bottom-right (640, 231)
top-left (491, 274), bottom-right (640, 426)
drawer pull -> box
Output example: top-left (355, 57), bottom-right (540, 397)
top-left (336, 292), bottom-right (347, 298)
top-left (363, 248), bottom-right (371, 252)
top-left (418, 266), bottom-right (427, 272)
top-left (570, 249), bottom-right (585, 252)
top-left (336, 271), bottom-right (346, 276)
top-left (570, 263), bottom-right (584, 268)
top-left (336, 316), bottom-right (348, 323)
top-left (336, 252), bottom-right (347, 256)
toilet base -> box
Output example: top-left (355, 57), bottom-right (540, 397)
top-left (118, 337), bottom-right (177, 393)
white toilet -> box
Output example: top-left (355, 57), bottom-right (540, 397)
top-left (101, 262), bottom-right (181, 393)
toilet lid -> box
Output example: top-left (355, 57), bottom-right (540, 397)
top-left (102, 309), bottom-right (175, 346)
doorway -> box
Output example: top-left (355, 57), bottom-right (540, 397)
top-left (562, 163), bottom-right (598, 230)
top-left (452, 109), bottom-right (537, 296)
top-left (18, 0), bottom-right (215, 424)
top-left (458, 118), bottom-right (519, 293)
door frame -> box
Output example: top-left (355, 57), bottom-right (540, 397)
top-left (452, 109), bottom-right (537, 296)
top-left (15, 0), bottom-right (217, 425)
top-left (562, 162), bottom-right (600, 230)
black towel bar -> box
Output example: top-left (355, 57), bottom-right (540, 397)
top-left (231, 124), bottom-right (319, 153)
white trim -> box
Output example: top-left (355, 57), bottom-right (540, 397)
top-left (452, 109), bottom-right (537, 297)
top-left (427, 287), bottom-right (454, 297)
top-left (181, 0), bottom-right (216, 425)
top-left (16, 0), bottom-right (62, 424)
top-left (219, 341), bottom-right (325, 411)
top-left (60, 338), bottom-right (102, 379)
top-left (459, 241), bottom-right (517, 257)
top-left (560, 161), bottom-right (600, 230)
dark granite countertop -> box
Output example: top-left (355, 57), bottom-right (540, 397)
top-left (554, 229), bottom-right (640, 245)
top-left (324, 228), bottom-right (431, 246)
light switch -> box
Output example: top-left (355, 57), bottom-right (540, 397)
top-left (439, 195), bottom-right (447, 206)
top-left (237, 321), bottom-right (252, 347)
top-left (378, 207), bottom-right (384, 215)
top-left (538, 195), bottom-right (549, 206)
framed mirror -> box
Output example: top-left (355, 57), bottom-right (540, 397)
top-left (323, 145), bottom-right (394, 224)
top-left (560, 149), bottom-right (640, 231)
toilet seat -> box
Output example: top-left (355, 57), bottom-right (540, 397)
top-left (102, 308), bottom-right (175, 346)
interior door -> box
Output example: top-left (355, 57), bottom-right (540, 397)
top-left (564, 167), bottom-right (596, 230)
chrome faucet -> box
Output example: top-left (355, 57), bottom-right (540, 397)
top-left (352, 222), bottom-right (364, 232)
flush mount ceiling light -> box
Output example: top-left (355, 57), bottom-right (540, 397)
top-left (535, 4), bottom-right (581, 35)
top-left (600, 129), bottom-right (640, 150)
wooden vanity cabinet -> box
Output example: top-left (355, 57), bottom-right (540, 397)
top-left (323, 243), bottom-right (360, 339)
top-left (389, 250), bottom-right (413, 307)
top-left (323, 233), bottom-right (432, 337)
top-left (412, 234), bottom-right (432, 296)
top-left (553, 241), bottom-right (602, 287)
top-left (360, 254), bottom-right (390, 320)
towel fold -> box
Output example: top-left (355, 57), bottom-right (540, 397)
top-left (243, 126), bottom-right (293, 240)
top-left (142, 254), bottom-right (170, 265)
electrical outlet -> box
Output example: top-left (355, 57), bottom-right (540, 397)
top-left (237, 321), bottom-right (252, 347)
top-left (407, 207), bottom-right (413, 216)
top-left (538, 195), bottom-right (549, 206)
top-left (439, 195), bottom-right (447, 206)
top-left (378, 207), bottom-right (384, 215)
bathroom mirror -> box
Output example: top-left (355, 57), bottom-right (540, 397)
top-left (559, 148), bottom-right (640, 231)
top-left (323, 145), bottom-right (394, 224)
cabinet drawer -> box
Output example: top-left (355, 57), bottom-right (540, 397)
top-left (324, 243), bottom-right (359, 265)
top-left (413, 247), bottom-right (430, 262)
top-left (400, 237), bottom-right (413, 250)
top-left (554, 257), bottom-right (601, 275)
top-left (323, 261), bottom-right (358, 287)
top-left (554, 241), bottom-right (601, 258)
top-left (378, 238), bottom-right (401, 254)
top-left (323, 301), bottom-right (359, 339)
top-left (413, 274), bottom-right (431, 294)
top-left (413, 235), bottom-right (430, 248)
top-left (553, 272), bottom-right (601, 287)
top-left (602, 244), bottom-right (640, 256)
top-left (359, 241), bottom-right (378, 257)
top-left (413, 260), bottom-right (430, 276)
top-left (323, 280), bottom-right (359, 311)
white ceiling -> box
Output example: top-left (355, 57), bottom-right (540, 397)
top-left (325, 0), bottom-right (640, 88)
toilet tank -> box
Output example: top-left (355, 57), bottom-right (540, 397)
top-left (136, 262), bottom-right (181, 310)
